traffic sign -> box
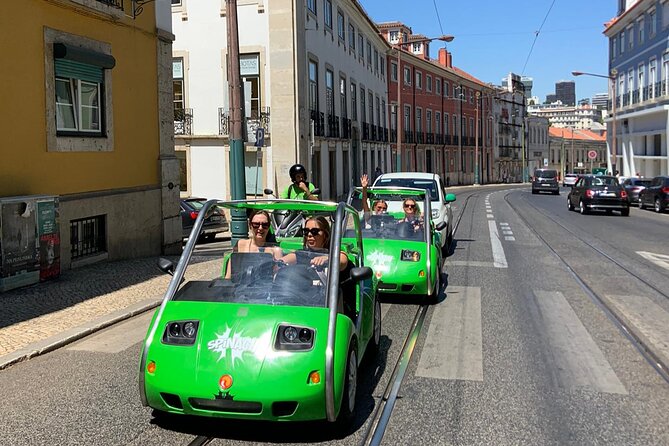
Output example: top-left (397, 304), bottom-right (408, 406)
top-left (587, 150), bottom-right (597, 160)
top-left (254, 128), bottom-right (265, 147)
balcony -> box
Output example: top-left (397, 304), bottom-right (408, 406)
top-left (311, 110), bottom-right (325, 137)
top-left (403, 130), bottom-right (414, 143)
top-left (415, 131), bottom-right (424, 144)
top-left (370, 125), bottom-right (377, 141)
top-left (362, 123), bottom-right (370, 141)
top-left (390, 128), bottom-right (397, 143)
top-left (174, 108), bottom-right (193, 135)
top-left (426, 132), bottom-right (434, 144)
top-left (218, 107), bottom-right (271, 139)
top-left (327, 114), bottom-right (340, 138)
top-left (341, 117), bottom-right (351, 139)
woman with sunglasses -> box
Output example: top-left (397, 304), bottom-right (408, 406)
top-left (280, 216), bottom-right (349, 271)
top-left (225, 210), bottom-right (282, 278)
top-left (399, 199), bottom-right (424, 232)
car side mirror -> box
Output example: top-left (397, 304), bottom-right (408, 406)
top-left (350, 266), bottom-right (373, 282)
top-left (157, 257), bottom-right (175, 276)
top-left (435, 221), bottom-right (447, 231)
top-left (444, 193), bottom-right (456, 203)
top-left (264, 188), bottom-right (274, 196)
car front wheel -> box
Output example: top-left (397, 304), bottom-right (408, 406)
top-left (579, 200), bottom-right (588, 215)
top-left (336, 346), bottom-right (358, 427)
top-left (568, 197), bottom-right (574, 211)
top-left (655, 198), bottom-right (664, 213)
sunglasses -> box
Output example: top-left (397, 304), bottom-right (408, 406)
top-left (404, 204), bottom-right (416, 209)
top-left (303, 227), bottom-right (323, 237)
top-left (250, 221), bottom-right (270, 229)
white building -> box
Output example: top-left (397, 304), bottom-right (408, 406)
top-left (527, 103), bottom-right (599, 130)
top-left (171, 0), bottom-right (390, 201)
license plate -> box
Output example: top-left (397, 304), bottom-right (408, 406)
top-left (600, 192), bottom-right (616, 197)
top-left (210, 216), bottom-right (221, 221)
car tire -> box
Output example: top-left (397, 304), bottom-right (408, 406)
top-left (442, 230), bottom-right (452, 257)
top-left (427, 270), bottom-right (441, 304)
top-left (336, 346), bottom-right (357, 428)
top-left (579, 200), bottom-right (588, 215)
top-left (567, 198), bottom-right (574, 211)
top-left (655, 198), bottom-right (663, 213)
top-left (639, 199), bottom-right (645, 210)
top-left (553, 190), bottom-right (560, 195)
top-left (621, 208), bottom-right (630, 216)
top-left (367, 296), bottom-right (381, 358)
top-left (531, 189), bottom-right (537, 194)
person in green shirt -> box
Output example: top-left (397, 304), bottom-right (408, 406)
top-left (281, 164), bottom-right (319, 200)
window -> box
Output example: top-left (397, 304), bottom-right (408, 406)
top-left (340, 77), bottom-right (347, 119)
top-left (453, 115), bottom-right (457, 136)
top-left (325, 69), bottom-right (334, 118)
top-left (380, 55), bottom-right (385, 76)
top-left (307, 0), bottom-right (316, 14)
top-left (309, 60), bottom-right (318, 111)
top-left (426, 75), bottom-right (432, 92)
top-left (412, 42), bottom-right (421, 53)
top-left (426, 110), bottom-right (432, 133)
top-left (620, 31), bottom-right (625, 54)
top-left (404, 105), bottom-right (411, 131)
top-left (627, 25), bottom-right (634, 49)
top-left (650, 58), bottom-right (657, 98)
top-left (650, 8), bottom-right (657, 36)
top-left (435, 112), bottom-right (441, 135)
top-left (444, 113), bottom-right (449, 135)
top-left (403, 66), bottom-right (411, 85)
top-left (435, 78), bottom-right (441, 95)
top-left (349, 23), bottom-right (356, 50)
top-left (381, 100), bottom-right (386, 129)
top-left (350, 82), bottom-right (357, 121)
top-left (337, 11), bottom-right (345, 40)
top-left (639, 17), bottom-right (645, 43)
top-left (444, 81), bottom-right (450, 97)
top-left (391, 62), bottom-right (398, 81)
top-left (664, 1), bottom-right (669, 28)
top-left (240, 54), bottom-right (260, 118)
top-left (415, 108), bottom-right (422, 133)
top-left (374, 48), bottom-right (379, 74)
top-left (389, 31), bottom-right (399, 43)
top-left (375, 96), bottom-right (381, 126)
top-left (638, 64), bottom-right (645, 99)
top-left (366, 41), bottom-right (372, 65)
top-left (611, 36), bottom-right (617, 58)
top-left (358, 34), bottom-right (364, 58)
top-left (416, 71), bottom-right (422, 89)
top-left (368, 91), bottom-right (374, 125)
top-left (324, 0), bottom-right (332, 28)
top-left (70, 215), bottom-right (106, 260)
top-left (360, 87), bottom-right (366, 122)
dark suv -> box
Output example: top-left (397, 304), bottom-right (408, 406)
top-left (639, 176), bottom-right (669, 213)
top-left (532, 169), bottom-right (559, 195)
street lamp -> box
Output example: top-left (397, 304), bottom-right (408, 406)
top-left (572, 69), bottom-right (618, 175)
top-left (390, 34), bottom-right (454, 172)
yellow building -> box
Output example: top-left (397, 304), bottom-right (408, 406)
top-left (0, 0), bottom-right (181, 274)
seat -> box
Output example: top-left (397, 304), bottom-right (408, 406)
top-left (229, 252), bottom-right (274, 284)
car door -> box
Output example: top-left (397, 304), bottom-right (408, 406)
top-left (570, 177), bottom-right (584, 205)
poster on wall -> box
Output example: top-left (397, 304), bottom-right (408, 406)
top-left (37, 199), bottom-right (60, 281)
top-left (0, 200), bottom-right (40, 292)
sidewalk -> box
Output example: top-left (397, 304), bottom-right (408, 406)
top-left (0, 237), bottom-right (232, 371)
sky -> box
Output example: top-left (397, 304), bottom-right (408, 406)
top-left (360, 0), bottom-right (615, 103)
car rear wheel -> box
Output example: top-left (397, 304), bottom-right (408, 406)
top-left (567, 197), bottom-right (574, 211)
top-left (367, 296), bottom-right (381, 358)
top-left (579, 200), bottom-right (588, 215)
top-left (655, 198), bottom-right (663, 213)
top-left (336, 346), bottom-right (357, 427)
top-left (621, 208), bottom-right (630, 216)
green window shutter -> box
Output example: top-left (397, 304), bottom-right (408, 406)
top-left (54, 59), bottom-right (104, 84)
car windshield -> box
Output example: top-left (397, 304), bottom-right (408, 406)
top-left (631, 179), bottom-right (651, 186)
top-left (374, 178), bottom-right (438, 200)
top-left (535, 170), bottom-right (557, 178)
top-left (170, 202), bottom-right (341, 308)
top-left (185, 199), bottom-right (206, 209)
top-left (348, 190), bottom-right (426, 241)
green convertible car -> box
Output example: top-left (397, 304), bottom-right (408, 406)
top-left (347, 187), bottom-right (445, 300)
top-left (139, 200), bottom-right (380, 425)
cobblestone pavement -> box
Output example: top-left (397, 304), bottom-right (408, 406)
top-left (0, 239), bottom-right (231, 370)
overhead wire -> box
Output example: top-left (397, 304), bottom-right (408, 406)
top-left (521, 0), bottom-right (558, 75)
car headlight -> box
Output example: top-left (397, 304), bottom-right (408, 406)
top-left (431, 209), bottom-right (440, 218)
top-left (162, 320), bottom-right (199, 345)
top-left (401, 250), bottom-right (421, 262)
top-left (275, 325), bottom-right (314, 351)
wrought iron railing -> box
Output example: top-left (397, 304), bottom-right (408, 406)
top-left (341, 117), bottom-right (351, 139)
top-left (362, 122), bottom-right (370, 140)
top-left (415, 131), bottom-right (424, 144)
top-left (435, 134), bottom-right (443, 144)
top-left (390, 128), bottom-right (397, 143)
top-left (70, 215), bottom-right (107, 260)
top-left (327, 114), bottom-right (340, 138)
top-left (403, 130), bottom-right (414, 143)
top-left (174, 108), bottom-right (193, 135)
top-left (426, 132), bottom-right (434, 144)
top-left (311, 110), bottom-right (325, 137)
top-left (370, 125), bottom-right (377, 141)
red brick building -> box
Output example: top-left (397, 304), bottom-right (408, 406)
top-left (378, 22), bottom-right (496, 185)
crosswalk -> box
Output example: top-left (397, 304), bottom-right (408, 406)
top-left (388, 287), bottom-right (669, 395)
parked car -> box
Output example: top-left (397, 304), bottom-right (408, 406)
top-left (372, 172), bottom-right (455, 255)
top-left (622, 177), bottom-right (652, 205)
top-left (180, 198), bottom-right (229, 242)
top-left (567, 175), bottom-right (629, 216)
top-left (532, 169), bottom-right (559, 195)
top-left (562, 173), bottom-right (580, 188)
top-left (639, 176), bottom-right (669, 213)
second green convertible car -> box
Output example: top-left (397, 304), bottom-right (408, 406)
top-left (347, 187), bottom-right (445, 300)
top-left (139, 199), bottom-right (380, 426)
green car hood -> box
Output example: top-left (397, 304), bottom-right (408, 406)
top-left (363, 239), bottom-right (428, 278)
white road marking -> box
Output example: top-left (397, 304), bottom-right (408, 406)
top-left (502, 230), bottom-right (513, 235)
top-left (636, 251), bottom-right (669, 272)
top-left (607, 294), bottom-right (669, 365)
top-left (416, 286), bottom-right (483, 381)
top-left (504, 236), bottom-right (516, 241)
top-left (487, 214), bottom-right (494, 219)
top-left (500, 222), bottom-right (510, 226)
top-left (68, 312), bottom-right (153, 353)
top-left (488, 220), bottom-right (508, 268)
top-left (447, 260), bottom-right (496, 268)
top-left (534, 291), bottom-right (627, 394)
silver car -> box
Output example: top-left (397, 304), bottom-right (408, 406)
top-left (563, 173), bottom-right (580, 187)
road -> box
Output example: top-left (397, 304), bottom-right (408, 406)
top-left (1, 185), bottom-right (668, 446)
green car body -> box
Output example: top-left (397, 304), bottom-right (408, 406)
top-left (139, 200), bottom-right (380, 423)
top-left (348, 187), bottom-right (445, 298)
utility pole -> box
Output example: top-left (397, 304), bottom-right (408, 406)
top-left (226, 0), bottom-right (247, 246)
top-left (474, 91), bottom-right (480, 185)
top-left (570, 127), bottom-right (575, 174)
top-left (396, 37), bottom-right (402, 172)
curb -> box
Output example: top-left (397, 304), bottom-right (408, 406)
top-left (0, 296), bottom-right (163, 371)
